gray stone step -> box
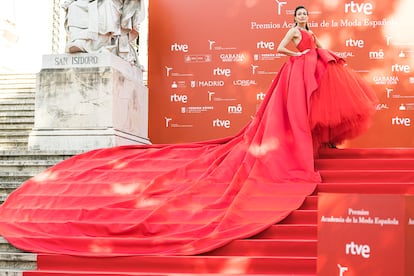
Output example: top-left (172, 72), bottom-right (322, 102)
top-left (0, 95), bottom-right (34, 101)
top-left (0, 253), bottom-right (37, 271)
top-left (0, 131), bottom-right (32, 137)
top-left (0, 139), bottom-right (29, 149)
top-left (0, 160), bottom-right (59, 174)
top-left (0, 172), bottom-right (37, 183)
top-left (0, 151), bottom-right (77, 161)
top-left (0, 239), bottom-right (24, 254)
top-left (0, 90), bottom-right (35, 96)
top-left (0, 269), bottom-right (25, 276)
top-left (0, 125), bottom-right (33, 131)
top-left (0, 99), bottom-right (35, 106)
top-left (0, 183), bottom-right (20, 194)
top-left (0, 117), bottom-right (34, 124)
top-left (0, 84), bottom-right (36, 90)
top-left (0, 111), bottom-right (34, 117)
top-left (0, 74), bottom-right (36, 82)
top-left (0, 194), bottom-right (7, 204)
top-left (0, 105), bottom-right (34, 112)
top-left (0, 74), bottom-right (39, 273)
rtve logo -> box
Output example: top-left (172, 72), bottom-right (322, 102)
top-left (213, 67), bottom-right (231, 77)
top-left (257, 41), bottom-right (275, 50)
top-left (392, 116), bottom-right (411, 127)
top-left (392, 64), bottom-right (411, 73)
top-left (170, 43), bottom-right (189, 53)
top-left (345, 241), bottom-right (371, 259)
top-left (213, 119), bottom-right (231, 129)
top-left (345, 38), bottom-right (364, 48)
top-left (170, 94), bottom-right (188, 103)
top-left (345, 1), bottom-right (373, 15)
top-left (257, 92), bottom-right (266, 101)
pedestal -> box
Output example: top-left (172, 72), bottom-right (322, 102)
top-left (28, 52), bottom-right (150, 151)
top-left (317, 193), bottom-right (414, 275)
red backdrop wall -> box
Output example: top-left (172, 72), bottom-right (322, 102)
top-left (148, 0), bottom-right (414, 147)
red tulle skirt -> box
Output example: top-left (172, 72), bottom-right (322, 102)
top-left (309, 59), bottom-right (378, 146)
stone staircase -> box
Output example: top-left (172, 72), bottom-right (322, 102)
top-left (0, 74), bottom-right (79, 275)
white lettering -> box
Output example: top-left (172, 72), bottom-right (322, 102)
top-left (233, 80), bottom-right (257, 87)
top-left (213, 68), bottom-right (231, 77)
top-left (345, 1), bottom-right (373, 15)
top-left (345, 241), bottom-right (371, 258)
top-left (369, 50), bottom-right (384, 60)
top-left (212, 119), bottom-right (231, 128)
top-left (346, 38), bottom-right (365, 48)
top-left (348, 208), bottom-right (369, 216)
top-left (391, 64), bottom-right (411, 73)
top-left (392, 116), bottom-right (411, 127)
top-left (340, 19), bottom-right (362, 27)
top-left (198, 81), bottom-right (225, 87)
top-left (170, 94), bottom-right (188, 103)
top-left (251, 21), bottom-right (280, 29)
top-left (257, 41), bottom-right (275, 50)
top-left (220, 53), bottom-right (245, 62)
top-left (165, 117), bottom-right (172, 128)
top-left (373, 76), bottom-right (399, 85)
top-left (228, 104), bottom-right (243, 114)
top-left (171, 43), bottom-right (189, 52)
top-left (257, 92), bottom-right (266, 101)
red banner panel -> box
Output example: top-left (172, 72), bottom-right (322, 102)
top-left (406, 196), bottom-right (414, 275)
top-left (317, 193), bottom-right (413, 275)
top-left (148, 0), bottom-right (414, 147)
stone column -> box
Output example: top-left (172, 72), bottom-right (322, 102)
top-left (28, 52), bottom-right (150, 151)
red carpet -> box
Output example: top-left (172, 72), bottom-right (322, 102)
top-left (18, 148), bottom-right (414, 275)
top-left (0, 29), bottom-right (379, 274)
top-left (0, 73), bottom-right (321, 256)
top-left (0, 29), bottom-right (379, 259)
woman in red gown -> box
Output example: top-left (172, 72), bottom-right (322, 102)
top-left (0, 6), bottom-right (377, 256)
top-left (277, 5), bottom-right (377, 151)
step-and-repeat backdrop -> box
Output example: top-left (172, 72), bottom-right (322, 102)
top-left (148, 0), bottom-right (414, 147)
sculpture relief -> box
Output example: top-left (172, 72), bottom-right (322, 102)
top-left (61, 0), bottom-right (145, 66)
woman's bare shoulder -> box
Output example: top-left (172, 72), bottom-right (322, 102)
top-left (285, 27), bottom-right (301, 37)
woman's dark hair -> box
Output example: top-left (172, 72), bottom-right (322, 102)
top-left (294, 6), bottom-right (309, 30)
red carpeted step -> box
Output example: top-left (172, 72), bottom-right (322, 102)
top-left (318, 148), bottom-right (414, 158)
top-left (33, 254), bottom-right (316, 275)
top-left (315, 158), bottom-right (414, 170)
top-left (298, 196), bottom-right (317, 210)
top-left (24, 272), bottom-right (315, 276)
top-left (319, 169), bottom-right (414, 183)
top-left (250, 224), bottom-right (317, 240)
top-left (316, 182), bottom-right (414, 194)
top-left (279, 209), bottom-right (316, 224)
top-left (202, 239), bottom-right (316, 257)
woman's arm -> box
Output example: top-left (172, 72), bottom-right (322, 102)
top-left (277, 28), bottom-right (300, 56)
top-left (277, 28), bottom-right (304, 56)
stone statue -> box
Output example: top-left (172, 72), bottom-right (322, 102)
top-left (61, 0), bottom-right (145, 66)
